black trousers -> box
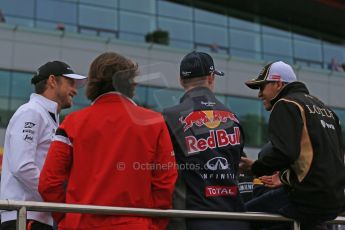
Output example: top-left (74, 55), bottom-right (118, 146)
top-left (246, 187), bottom-right (337, 230)
top-left (186, 219), bottom-right (252, 230)
top-left (1, 220), bottom-right (53, 230)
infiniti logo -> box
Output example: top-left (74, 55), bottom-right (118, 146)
top-left (206, 157), bottom-right (229, 171)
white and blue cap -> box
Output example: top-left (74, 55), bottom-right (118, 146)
top-left (245, 61), bottom-right (297, 89)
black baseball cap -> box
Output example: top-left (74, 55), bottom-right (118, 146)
top-left (180, 51), bottom-right (224, 79)
top-left (31, 61), bottom-right (86, 87)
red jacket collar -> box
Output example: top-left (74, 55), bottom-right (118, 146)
top-left (92, 92), bottom-right (137, 105)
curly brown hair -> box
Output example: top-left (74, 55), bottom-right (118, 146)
top-left (86, 52), bottom-right (138, 101)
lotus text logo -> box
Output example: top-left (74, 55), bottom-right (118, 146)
top-left (206, 157), bottom-right (229, 171)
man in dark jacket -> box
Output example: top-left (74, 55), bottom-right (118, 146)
top-left (241, 61), bottom-right (345, 230)
top-left (163, 51), bottom-right (250, 230)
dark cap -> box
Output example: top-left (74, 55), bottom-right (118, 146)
top-left (31, 61), bottom-right (86, 85)
top-left (180, 51), bottom-right (224, 79)
top-left (245, 61), bottom-right (297, 89)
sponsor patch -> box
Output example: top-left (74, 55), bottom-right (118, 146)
top-left (269, 75), bottom-right (281, 80)
top-left (199, 172), bottom-right (235, 181)
top-left (22, 129), bottom-right (34, 134)
top-left (238, 182), bottom-right (253, 194)
top-left (205, 157), bottom-right (229, 171)
top-left (305, 104), bottom-right (335, 120)
top-left (205, 185), bottom-right (238, 197)
top-left (22, 122), bottom-right (36, 143)
top-left (24, 122), bottom-right (36, 129)
top-left (201, 101), bottom-right (216, 107)
top-left (185, 127), bottom-right (241, 154)
top-left (320, 120), bottom-right (335, 130)
top-left (23, 133), bottom-right (34, 143)
top-left (179, 110), bottom-right (239, 132)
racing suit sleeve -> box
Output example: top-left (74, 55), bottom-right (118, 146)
top-left (7, 109), bottom-right (45, 201)
top-left (150, 122), bottom-right (178, 230)
top-left (252, 100), bottom-right (303, 176)
top-left (38, 127), bottom-right (73, 223)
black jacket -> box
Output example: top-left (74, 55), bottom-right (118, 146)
top-left (252, 81), bottom-right (345, 210)
top-left (163, 87), bottom-right (246, 212)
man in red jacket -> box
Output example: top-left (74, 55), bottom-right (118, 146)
top-left (39, 52), bottom-right (177, 230)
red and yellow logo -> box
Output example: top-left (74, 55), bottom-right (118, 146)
top-left (179, 110), bottom-right (239, 132)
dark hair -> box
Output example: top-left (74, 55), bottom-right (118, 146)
top-left (33, 76), bottom-right (62, 94)
top-left (180, 75), bottom-right (208, 89)
top-left (33, 79), bottom-right (48, 94)
top-left (86, 52), bottom-right (138, 101)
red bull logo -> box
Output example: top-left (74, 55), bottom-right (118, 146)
top-left (179, 110), bottom-right (239, 132)
top-left (185, 127), bottom-right (241, 154)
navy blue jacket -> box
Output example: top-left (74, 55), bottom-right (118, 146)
top-left (163, 87), bottom-right (246, 212)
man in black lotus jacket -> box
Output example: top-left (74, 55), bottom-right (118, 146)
top-left (241, 61), bottom-right (345, 230)
top-left (163, 51), bottom-right (250, 230)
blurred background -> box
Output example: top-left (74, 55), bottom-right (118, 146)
top-left (0, 0), bottom-right (345, 159)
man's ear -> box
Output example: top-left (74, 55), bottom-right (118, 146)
top-left (276, 81), bottom-right (285, 90)
top-left (207, 74), bottom-right (215, 85)
top-left (179, 78), bottom-right (184, 88)
top-left (46, 75), bottom-right (58, 88)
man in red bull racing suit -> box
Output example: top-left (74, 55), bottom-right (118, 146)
top-left (163, 51), bottom-right (250, 230)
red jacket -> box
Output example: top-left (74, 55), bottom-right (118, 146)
top-left (39, 93), bottom-right (177, 230)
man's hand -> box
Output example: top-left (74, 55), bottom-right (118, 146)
top-left (239, 157), bottom-right (254, 173)
top-left (259, 171), bottom-right (282, 188)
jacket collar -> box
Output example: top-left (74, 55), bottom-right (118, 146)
top-left (180, 87), bottom-right (214, 103)
top-left (30, 93), bottom-right (58, 115)
top-left (270, 81), bottom-right (309, 106)
top-left (30, 93), bottom-right (59, 123)
top-left (92, 92), bottom-right (137, 105)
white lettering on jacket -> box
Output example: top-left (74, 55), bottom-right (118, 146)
top-left (185, 127), bottom-right (240, 154)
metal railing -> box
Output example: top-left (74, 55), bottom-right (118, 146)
top-left (1, 200), bottom-right (345, 230)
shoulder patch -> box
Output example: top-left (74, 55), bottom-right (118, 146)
top-left (22, 121), bottom-right (36, 143)
top-left (24, 122), bottom-right (36, 128)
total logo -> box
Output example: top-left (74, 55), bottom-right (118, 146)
top-left (205, 185), bottom-right (238, 197)
top-left (185, 127), bottom-right (241, 154)
top-left (179, 110), bottom-right (239, 132)
top-left (205, 157), bottom-right (229, 170)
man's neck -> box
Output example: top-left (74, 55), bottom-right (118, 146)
top-left (184, 84), bottom-right (211, 92)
